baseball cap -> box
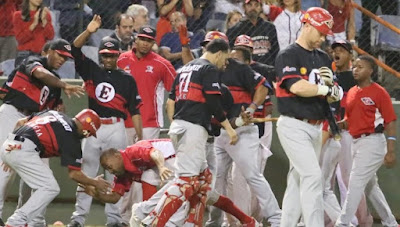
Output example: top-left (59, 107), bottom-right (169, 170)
top-left (245, 0), bottom-right (261, 3)
top-left (331, 40), bottom-right (353, 53)
top-left (301, 7), bottom-right (334, 36)
top-left (234, 35), bottom-right (254, 49)
top-left (137, 26), bottom-right (156, 40)
top-left (50, 39), bottom-right (73, 58)
top-left (99, 37), bottom-right (120, 54)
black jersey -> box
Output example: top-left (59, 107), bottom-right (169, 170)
top-left (3, 56), bottom-right (60, 113)
top-left (72, 46), bottom-right (142, 119)
top-left (169, 58), bottom-right (222, 131)
top-left (227, 18), bottom-right (280, 65)
top-left (14, 110), bottom-right (83, 169)
top-left (333, 70), bottom-right (356, 119)
top-left (221, 59), bottom-right (267, 119)
top-left (275, 43), bottom-right (332, 120)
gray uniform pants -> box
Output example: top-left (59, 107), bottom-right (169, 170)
top-left (1, 135), bottom-right (59, 226)
top-left (70, 121), bottom-right (127, 225)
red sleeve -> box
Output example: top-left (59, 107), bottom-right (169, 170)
top-left (160, 58), bottom-right (176, 91)
top-left (44, 13), bottom-right (54, 40)
top-left (117, 53), bottom-right (129, 70)
top-left (269, 5), bottom-right (283, 21)
top-left (13, 11), bottom-right (35, 45)
top-left (378, 87), bottom-right (397, 125)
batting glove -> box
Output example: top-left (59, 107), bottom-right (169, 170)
top-left (319, 66), bottom-right (334, 86)
top-left (327, 85), bottom-right (343, 103)
top-left (178, 25), bottom-right (190, 46)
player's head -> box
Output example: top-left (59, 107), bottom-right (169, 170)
top-left (300, 7), bottom-right (333, 49)
top-left (74, 109), bottom-right (101, 138)
top-left (331, 40), bottom-right (353, 71)
top-left (46, 39), bottom-right (73, 70)
top-left (116, 14), bottom-right (134, 43)
top-left (204, 39), bottom-right (230, 70)
top-left (353, 55), bottom-right (378, 82)
top-left (100, 148), bottom-right (125, 176)
top-left (41, 40), bottom-right (53, 56)
top-left (243, 0), bottom-right (262, 21)
top-left (135, 25), bottom-right (156, 56)
top-left (231, 46), bottom-right (252, 64)
top-left (234, 35), bottom-right (253, 53)
top-left (99, 37), bottom-right (120, 70)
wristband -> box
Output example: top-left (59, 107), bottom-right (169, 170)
top-left (245, 107), bottom-right (255, 115)
top-left (182, 43), bottom-right (190, 48)
top-left (387, 136), bottom-right (397, 141)
top-left (316, 85), bottom-right (329, 96)
top-left (235, 116), bottom-right (244, 127)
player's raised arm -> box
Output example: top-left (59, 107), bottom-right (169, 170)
top-left (73, 14), bottom-right (102, 48)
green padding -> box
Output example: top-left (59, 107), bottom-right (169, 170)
top-left (1, 78), bottom-right (399, 218)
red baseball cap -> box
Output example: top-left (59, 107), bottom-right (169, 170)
top-left (201, 31), bottom-right (229, 46)
top-left (245, 0), bottom-right (261, 3)
top-left (301, 7), bottom-right (334, 36)
top-left (234, 35), bottom-right (254, 49)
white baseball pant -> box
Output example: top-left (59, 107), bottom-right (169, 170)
top-left (1, 135), bottom-right (60, 226)
top-left (120, 127), bottom-right (160, 224)
top-left (207, 125), bottom-right (281, 227)
top-left (0, 104), bottom-right (26, 219)
top-left (277, 115), bottom-right (324, 227)
top-left (335, 133), bottom-right (398, 227)
top-left (70, 120), bottom-right (127, 225)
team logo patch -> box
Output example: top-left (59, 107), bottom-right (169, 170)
top-left (212, 83), bottom-right (221, 89)
top-left (300, 67), bottom-right (307, 75)
top-left (95, 82), bottom-right (115, 103)
top-left (64, 45), bottom-right (71, 51)
top-left (143, 27), bottom-right (153, 33)
top-left (283, 66), bottom-right (296, 73)
top-left (254, 72), bottom-right (261, 80)
top-left (145, 65), bottom-right (154, 73)
top-left (361, 97), bottom-right (375, 105)
top-left (104, 41), bottom-right (114, 47)
top-left (85, 117), bottom-right (92, 123)
top-left (75, 158), bottom-right (83, 164)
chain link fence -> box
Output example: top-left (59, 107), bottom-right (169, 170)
top-left (1, 0), bottom-right (400, 97)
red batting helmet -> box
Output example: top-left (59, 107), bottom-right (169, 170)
top-left (234, 35), bottom-right (254, 49)
top-left (201, 31), bottom-right (229, 46)
top-left (301, 7), bottom-right (334, 36)
top-left (75, 109), bottom-right (101, 137)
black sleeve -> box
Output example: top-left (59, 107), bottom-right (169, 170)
top-left (240, 63), bottom-right (266, 93)
top-left (275, 51), bottom-right (302, 91)
top-left (202, 66), bottom-right (222, 95)
top-left (127, 75), bottom-right (142, 115)
top-left (168, 76), bottom-right (179, 100)
top-left (205, 94), bottom-right (227, 123)
top-left (59, 136), bottom-right (83, 169)
top-left (71, 45), bottom-right (97, 81)
top-left (24, 59), bottom-right (44, 78)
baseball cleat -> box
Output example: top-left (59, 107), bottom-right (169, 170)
top-left (242, 218), bottom-right (260, 227)
top-left (66, 221), bottom-right (83, 227)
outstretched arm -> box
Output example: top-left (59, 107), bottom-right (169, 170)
top-left (73, 14), bottom-right (102, 48)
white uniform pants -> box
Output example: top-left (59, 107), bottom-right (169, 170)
top-left (335, 134), bottom-right (398, 227)
top-left (1, 135), bottom-right (60, 226)
top-left (277, 115), bottom-right (324, 227)
top-left (207, 125), bottom-right (281, 227)
top-left (0, 104), bottom-right (26, 219)
top-left (71, 121), bottom-right (127, 225)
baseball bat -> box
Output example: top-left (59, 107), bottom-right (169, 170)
top-left (324, 101), bottom-right (341, 141)
top-left (250, 117), bottom-right (279, 123)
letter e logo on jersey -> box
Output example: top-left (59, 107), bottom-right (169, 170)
top-left (308, 69), bottom-right (323, 85)
top-left (39, 86), bottom-right (50, 105)
top-left (95, 82), bottom-right (115, 103)
top-left (361, 97), bottom-right (375, 106)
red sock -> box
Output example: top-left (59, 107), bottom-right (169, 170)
top-left (142, 181), bottom-right (157, 201)
top-left (213, 195), bottom-right (253, 224)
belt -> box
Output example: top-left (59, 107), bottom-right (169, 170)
top-left (11, 135), bottom-right (40, 152)
top-left (353, 133), bottom-right (372, 139)
top-left (100, 117), bottom-right (122, 125)
top-left (207, 136), bottom-right (214, 143)
top-left (295, 117), bottom-right (323, 125)
top-left (16, 107), bottom-right (34, 116)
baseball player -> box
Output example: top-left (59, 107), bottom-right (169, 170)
top-left (207, 42), bottom-right (281, 227)
top-left (142, 39), bottom-right (238, 226)
top-left (0, 109), bottom-right (110, 227)
top-left (67, 15), bottom-right (143, 227)
top-left (0, 39), bottom-right (84, 225)
top-left (335, 55), bottom-right (398, 227)
top-left (274, 7), bottom-right (342, 227)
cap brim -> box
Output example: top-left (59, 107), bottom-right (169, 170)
top-left (245, 0), bottom-right (261, 3)
top-left (99, 49), bottom-right (120, 54)
top-left (137, 34), bottom-right (155, 40)
top-left (331, 43), bottom-right (352, 52)
top-left (56, 50), bottom-right (73, 59)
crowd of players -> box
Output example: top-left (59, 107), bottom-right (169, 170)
top-left (0, 0), bottom-right (398, 227)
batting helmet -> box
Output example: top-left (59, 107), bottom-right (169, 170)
top-left (234, 35), bottom-right (254, 49)
top-left (75, 109), bottom-right (101, 137)
top-left (301, 7), bottom-right (334, 36)
top-left (201, 31), bottom-right (229, 46)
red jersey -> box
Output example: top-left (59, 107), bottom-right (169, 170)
top-left (117, 49), bottom-right (176, 128)
top-left (13, 10), bottom-right (54, 53)
top-left (112, 139), bottom-right (175, 196)
top-left (345, 83), bottom-right (396, 137)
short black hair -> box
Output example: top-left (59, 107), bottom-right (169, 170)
top-left (116, 14), bottom-right (133, 26)
top-left (358, 55), bottom-right (378, 79)
top-left (205, 39), bottom-right (229, 54)
top-left (233, 46), bottom-right (252, 62)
